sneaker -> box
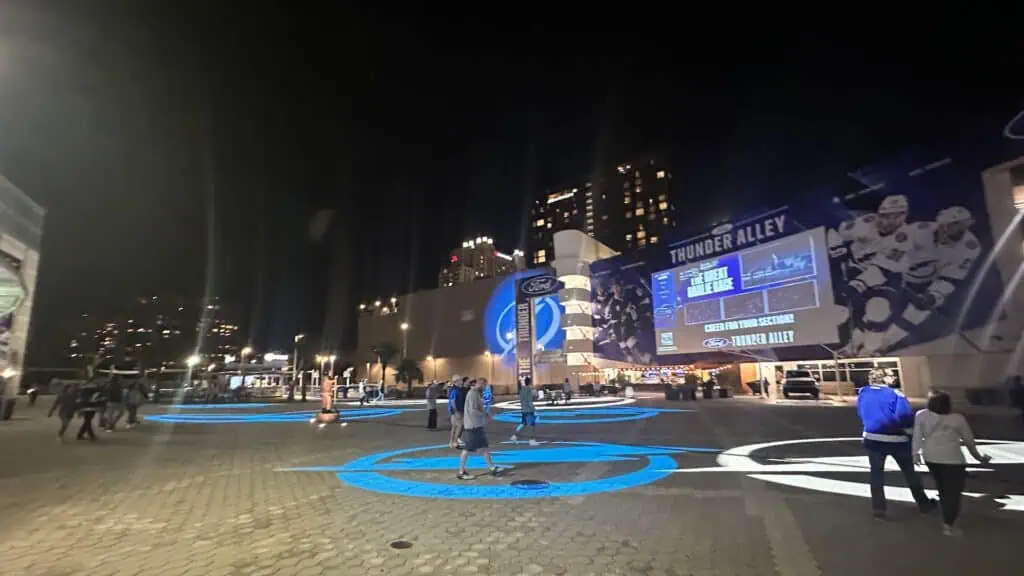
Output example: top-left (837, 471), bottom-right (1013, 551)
top-left (457, 472), bottom-right (475, 481)
top-left (489, 467), bottom-right (502, 476)
top-left (528, 439), bottom-right (539, 446)
top-left (942, 524), bottom-right (962, 537)
top-left (510, 434), bottom-right (518, 442)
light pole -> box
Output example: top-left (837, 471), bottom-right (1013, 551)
top-left (186, 354), bottom-right (200, 387)
top-left (329, 354), bottom-right (337, 378)
top-left (240, 346), bottom-right (252, 388)
top-left (400, 322), bottom-right (409, 357)
top-left (292, 334), bottom-right (304, 387)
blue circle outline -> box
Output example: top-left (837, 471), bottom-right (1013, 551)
top-left (492, 406), bottom-right (691, 425)
top-left (144, 408), bottom-right (405, 424)
top-left (333, 441), bottom-right (681, 500)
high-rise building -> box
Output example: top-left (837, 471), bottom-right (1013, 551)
top-left (529, 155), bottom-right (676, 265)
top-left (438, 236), bottom-right (525, 288)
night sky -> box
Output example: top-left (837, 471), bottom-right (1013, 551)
top-left (0, 2), bottom-right (1021, 363)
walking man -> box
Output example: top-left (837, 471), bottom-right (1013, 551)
top-left (562, 377), bottom-right (573, 405)
top-left (104, 375), bottom-right (125, 431)
top-left (425, 380), bottom-right (438, 429)
top-left (511, 376), bottom-right (538, 445)
top-left (457, 377), bottom-right (504, 480)
top-left (77, 379), bottom-right (103, 442)
top-left (448, 375), bottom-right (464, 448)
top-left (857, 370), bottom-right (934, 519)
top-left (48, 382), bottom-right (78, 442)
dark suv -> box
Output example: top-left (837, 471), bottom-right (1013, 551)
top-left (782, 370), bottom-right (820, 399)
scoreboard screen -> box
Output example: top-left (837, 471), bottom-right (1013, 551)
top-left (652, 227), bottom-right (839, 353)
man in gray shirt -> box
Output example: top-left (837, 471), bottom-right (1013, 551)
top-left (511, 376), bottom-right (538, 445)
top-left (457, 378), bottom-right (502, 480)
top-left (425, 380), bottom-right (438, 430)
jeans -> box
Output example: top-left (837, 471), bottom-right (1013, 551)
top-left (863, 439), bottom-right (930, 514)
top-left (58, 414), bottom-right (73, 437)
top-left (427, 408), bottom-right (437, 429)
top-left (126, 404), bottom-right (139, 425)
top-left (926, 462), bottom-right (967, 526)
top-left (105, 403), bottom-right (125, 429)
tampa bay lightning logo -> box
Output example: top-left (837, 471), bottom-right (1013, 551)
top-left (280, 441), bottom-right (719, 500)
top-left (1004, 109), bottom-right (1024, 140)
top-left (703, 337), bottom-right (730, 349)
top-left (485, 272), bottom-right (564, 360)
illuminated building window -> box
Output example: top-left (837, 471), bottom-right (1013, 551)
top-left (637, 230), bottom-right (646, 239)
top-left (635, 207), bottom-right (645, 216)
top-left (650, 236), bottom-right (658, 244)
top-left (659, 201), bottom-right (669, 210)
top-left (635, 170), bottom-right (640, 178)
top-left (535, 218), bottom-right (545, 227)
top-left (601, 214), bottom-right (608, 220)
top-left (626, 211), bottom-right (632, 219)
top-left (656, 170), bottom-right (666, 179)
top-left (625, 233), bottom-right (633, 241)
top-left (623, 181), bottom-right (630, 189)
top-left (635, 178), bottom-right (642, 186)
top-left (623, 196), bottom-right (631, 204)
top-left (635, 185), bottom-right (642, 193)
top-left (638, 238), bottom-right (647, 247)
top-left (663, 217), bottom-right (670, 225)
top-left (659, 194), bottom-right (666, 201)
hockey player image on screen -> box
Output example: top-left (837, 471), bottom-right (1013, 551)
top-left (594, 279), bottom-right (654, 364)
top-left (830, 203), bottom-right (980, 356)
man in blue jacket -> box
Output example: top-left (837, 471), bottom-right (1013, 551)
top-left (857, 370), bottom-right (933, 519)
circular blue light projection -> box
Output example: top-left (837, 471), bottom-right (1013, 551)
top-left (168, 403), bottom-right (273, 409)
top-left (281, 441), bottom-right (719, 500)
top-left (483, 271), bottom-right (564, 364)
top-left (492, 406), bottom-right (691, 424)
top-left (144, 408), bottom-right (404, 424)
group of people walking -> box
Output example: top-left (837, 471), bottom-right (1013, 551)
top-left (858, 371), bottom-right (990, 535)
top-left (48, 375), bottom-right (145, 442)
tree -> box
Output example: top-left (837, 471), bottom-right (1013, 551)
top-left (394, 358), bottom-right (424, 395)
top-left (372, 342), bottom-right (399, 393)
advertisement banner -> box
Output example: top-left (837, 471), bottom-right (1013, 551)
top-left (596, 108), bottom-right (1024, 361)
top-left (0, 251), bottom-right (26, 368)
top-left (514, 271), bottom-right (561, 383)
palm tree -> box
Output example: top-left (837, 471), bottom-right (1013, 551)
top-left (372, 342), bottom-right (399, 395)
top-left (394, 358), bottom-right (424, 395)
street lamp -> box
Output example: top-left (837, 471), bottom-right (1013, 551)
top-left (329, 354), bottom-right (337, 378)
top-left (400, 322), bottom-right (409, 357)
top-left (240, 346), bottom-right (253, 387)
top-left (186, 354), bottom-right (200, 368)
top-left (293, 334), bottom-right (304, 388)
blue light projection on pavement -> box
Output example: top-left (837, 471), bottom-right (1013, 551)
top-left (144, 408), bottom-right (405, 424)
top-left (492, 406), bottom-right (691, 424)
top-left (168, 403), bottom-right (273, 409)
top-left (281, 441), bottom-right (720, 500)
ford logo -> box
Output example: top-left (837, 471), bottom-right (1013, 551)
top-left (703, 337), bottom-right (731, 349)
top-left (711, 222), bottom-right (734, 236)
top-left (521, 275), bottom-right (559, 296)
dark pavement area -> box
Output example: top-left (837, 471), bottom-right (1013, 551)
top-left (1, 396), bottom-right (1022, 575)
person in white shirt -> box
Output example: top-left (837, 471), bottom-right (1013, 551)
top-left (912, 390), bottom-right (991, 535)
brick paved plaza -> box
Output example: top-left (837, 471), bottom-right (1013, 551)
top-left (1, 397), bottom-right (1022, 575)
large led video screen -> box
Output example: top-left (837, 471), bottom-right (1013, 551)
top-left (653, 227), bottom-right (838, 353)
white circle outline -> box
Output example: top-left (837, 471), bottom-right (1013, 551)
top-left (494, 397), bottom-right (636, 411)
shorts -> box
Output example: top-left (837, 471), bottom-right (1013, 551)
top-left (520, 412), bottom-right (536, 426)
top-left (450, 412), bottom-right (464, 427)
top-left (461, 427), bottom-right (488, 452)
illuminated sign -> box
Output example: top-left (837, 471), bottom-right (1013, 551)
top-left (483, 271), bottom-right (563, 363)
top-left (668, 210), bottom-right (789, 265)
top-left (281, 441), bottom-right (719, 500)
top-left (519, 274), bottom-right (560, 297)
